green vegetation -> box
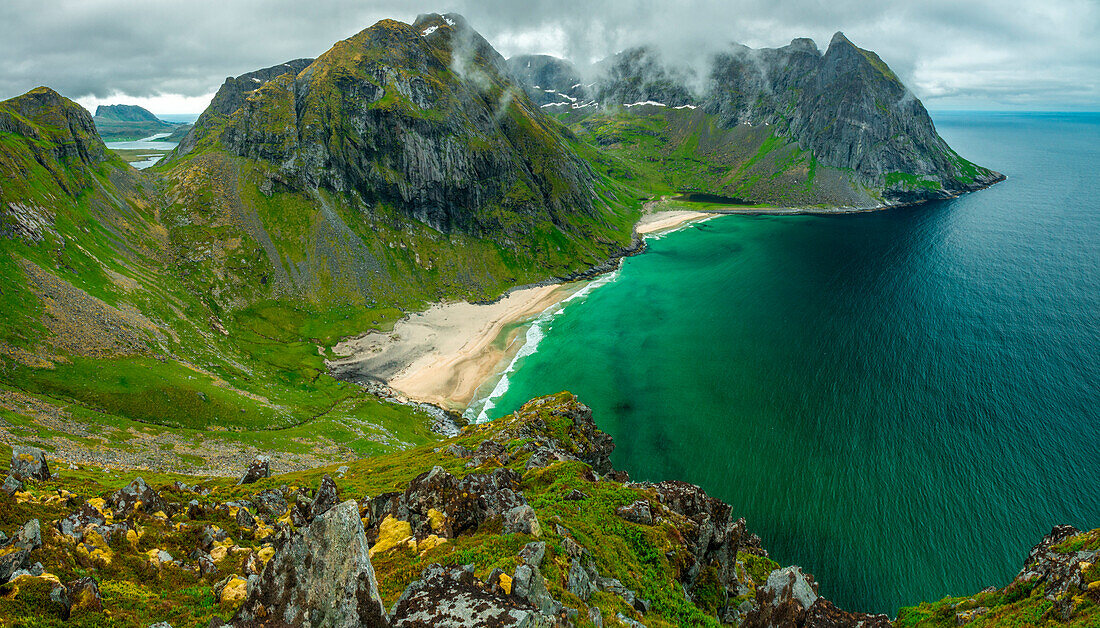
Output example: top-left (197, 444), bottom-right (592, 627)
top-left (885, 171), bottom-right (943, 191)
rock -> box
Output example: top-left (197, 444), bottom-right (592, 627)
top-left (597, 577), bottom-right (647, 614)
top-left (446, 444), bottom-right (471, 458)
top-left (0, 548), bottom-right (30, 583)
top-left (235, 505), bottom-right (256, 531)
top-left (804, 598), bottom-right (891, 627)
top-left (390, 563), bottom-right (552, 627)
top-left (616, 612), bottom-right (646, 628)
top-left (741, 566), bottom-right (892, 628)
top-left (336, 465), bottom-right (349, 477)
top-left (1015, 525), bottom-right (1099, 600)
top-left (251, 489), bottom-right (288, 523)
top-left (58, 503), bottom-right (106, 540)
top-left (616, 500), bottom-right (654, 525)
top-left (110, 477), bottom-right (168, 518)
top-left (504, 504), bottom-right (541, 536)
top-left (510, 563), bottom-right (559, 617)
top-left (232, 500), bottom-right (388, 627)
top-left (567, 558), bottom-right (596, 602)
top-left (518, 541), bottom-right (546, 567)
top-left (11, 519), bottom-right (42, 551)
top-left (310, 474), bottom-right (340, 520)
top-left (2, 474), bottom-right (23, 495)
top-left (587, 606), bottom-right (604, 627)
top-left (9, 446), bottom-right (50, 481)
top-left (67, 576), bottom-right (104, 614)
top-left (237, 456), bottom-right (270, 485)
top-left (564, 489), bottom-right (587, 501)
top-left (149, 623), bottom-right (174, 628)
top-left (366, 466), bottom-right (527, 542)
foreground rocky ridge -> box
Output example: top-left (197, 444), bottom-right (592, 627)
top-left (1, 392), bottom-right (1096, 627)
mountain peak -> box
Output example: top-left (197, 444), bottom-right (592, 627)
top-left (829, 31), bottom-right (853, 48)
top-left (786, 37), bottom-right (821, 56)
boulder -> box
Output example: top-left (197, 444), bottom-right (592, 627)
top-left (237, 456), bottom-right (270, 485)
top-left (616, 500), bottom-right (654, 525)
top-left (235, 505), bottom-right (256, 531)
top-left (567, 557), bottom-right (596, 602)
top-left (110, 477), bottom-right (168, 518)
top-left (504, 504), bottom-right (542, 537)
top-left (390, 564), bottom-right (552, 627)
top-left (232, 500), bottom-right (388, 627)
top-left (2, 474), bottom-right (23, 495)
top-left (10, 519), bottom-right (42, 551)
top-left (587, 607), bottom-right (604, 627)
top-left (9, 446), bottom-right (50, 481)
top-left (741, 566), bottom-right (891, 628)
top-left (309, 474), bottom-right (339, 520)
top-left (0, 548), bottom-right (30, 583)
top-left (57, 503), bottom-right (107, 540)
top-left (518, 541), bottom-right (546, 567)
top-left (251, 489), bottom-right (288, 523)
top-left (66, 576), bottom-right (104, 614)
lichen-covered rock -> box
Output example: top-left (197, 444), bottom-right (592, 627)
top-left (10, 519), bottom-right (42, 552)
top-left (66, 576), bottom-right (104, 614)
top-left (567, 557), bottom-right (596, 601)
top-left (1015, 525), bottom-right (1099, 600)
top-left (309, 474), bottom-right (339, 520)
top-left (390, 563), bottom-right (553, 627)
top-left (365, 466), bottom-right (527, 543)
top-left (9, 446), bottom-right (50, 482)
top-left (237, 456), bottom-right (270, 485)
top-left (616, 500), bottom-right (654, 526)
top-left (251, 489), bottom-right (288, 523)
top-left (232, 499), bottom-right (388, 627)
top-left (1, 474), bottom-right (23, 495)
top-left (110, 477), bottom-right (168, 518)
top-left (0, 548), bottom-right (30, 583)
top-left (504, 504), bottom-right (541, 536)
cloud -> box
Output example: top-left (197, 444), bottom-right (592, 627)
top-left (1, 0), bottom-right (1096, 113)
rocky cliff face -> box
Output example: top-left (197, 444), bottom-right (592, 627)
top-left (178, 14), bottom-right (598, 237)
top-left (507, 54), bottom-right (592, 109)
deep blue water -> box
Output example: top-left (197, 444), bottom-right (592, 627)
top-left (481, 112), bottom-right (1100, 614)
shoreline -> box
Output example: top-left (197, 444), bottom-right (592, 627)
top-left (328, 209), bottom-right (714, 415)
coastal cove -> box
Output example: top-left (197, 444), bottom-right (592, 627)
top-left (463, 111), bottom-right (1100, 615)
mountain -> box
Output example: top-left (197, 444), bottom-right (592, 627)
top-left (507, 54), bottom-right (593, 109)
top-left (91, 103), bottom-right (183, 140)
top-left (509, 34), bottom-right (1003, 208)
top-left (160, 13), bottom-right (640, 314)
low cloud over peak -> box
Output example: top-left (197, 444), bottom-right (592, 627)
top-left (1, 0), bottom-right (1096, 113)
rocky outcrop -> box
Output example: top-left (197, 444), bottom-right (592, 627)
top-left (8, 445), bottom-right (51, 482)
top-left (0, 88), bottom-right (107, 170)
top-left (109, 477), bottom-right (168, 517)
top-left (742, 567), bottom-right (890, 628)
top-left (390, 564), bottom-right (551, 627)
top-left (232, 499), bottom-right (388, 627)
top-left (1015, 525), bottom-right (1099, 604)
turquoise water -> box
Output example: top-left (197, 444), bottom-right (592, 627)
top-left (482, 112), bottom-right (1100, 614)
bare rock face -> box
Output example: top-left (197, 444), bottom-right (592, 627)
top-left (309, 474), bottom-right (340, 520)
top-left (233, 499), bottom-right (388, 627)
top-left (615, 500), bottom-right (654, 526)
top-left (390, 564), bottom-right (553, 627)
top-left (9, 446), bottom-right (51, 482)
top-left (237, 457), bottom-right (270, 485)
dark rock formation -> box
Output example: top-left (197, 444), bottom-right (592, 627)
top-left (309, 474), bottom-right (340, 520)
top-left (109, 477), bottom-right (168, 517)
top-left (507, 54), bottom-right (591, 108)
top-left (66, 576), bottom-right (104, 614)
top-left (742, 566), bottom-right (890, 628)
top-left (1015, 525), bottom-right (1099, 601)
top-left (237, 457), bottom-right (270, 485)
top-left (233, 500), bottom-right (388, 627)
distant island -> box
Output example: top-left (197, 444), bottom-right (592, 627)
top-left (92, 103), bottom-right (191, 141)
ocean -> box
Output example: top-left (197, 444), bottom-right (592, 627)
top-left (478, 112), bottom-right (1100, 614)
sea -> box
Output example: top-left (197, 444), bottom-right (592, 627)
top-left (474, 112), bottom-right (1100, 614)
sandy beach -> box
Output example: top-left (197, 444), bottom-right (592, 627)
top-left (635, 209), bottom-right (711, 234)
top-left (328, 282), bottom-right (586, 411)
top-left (328, 210), bottom-right (714, 412)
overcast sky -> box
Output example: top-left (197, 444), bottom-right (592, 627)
top-left (2, 0), bottom-right (1097, 114)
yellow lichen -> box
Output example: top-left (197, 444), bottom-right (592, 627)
top-left (499, 573), bottom-right (513, 595)
top-left (427, 508), bottom-right (446, 532)
top-left (369, 515), bottom-right (413, 557)
top-left (219, 577), bottom-right (248, 605)
top-left (417, 534), bottom-right (447, 555)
